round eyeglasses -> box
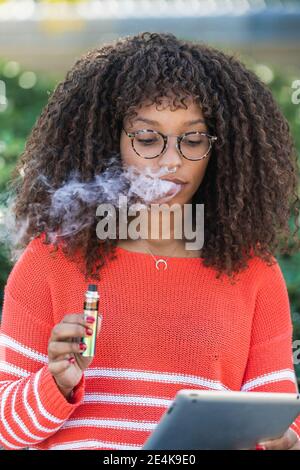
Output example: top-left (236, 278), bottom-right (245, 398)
top-left (122, 128), bottom-right (217, 161)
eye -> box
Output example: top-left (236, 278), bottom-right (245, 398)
top-left (135, 131), bottom-right (162, 146)
top-left (136, 137), bottom-right (158, 145)
top-left (184, 136), bottom-right (206, 146)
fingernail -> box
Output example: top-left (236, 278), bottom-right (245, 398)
top-left (79, 343), bottom-right (87, 351)
top-left (256, 444), bottom-right (266, 450)
top-left (68, 357), bottom-right (75, 364)
top-left (86, 328), bottom-right (93, 336)
top-left (86, 316), bottom-right (95, 323)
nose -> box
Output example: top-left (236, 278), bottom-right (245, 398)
top-left (157, 135), bottom-right (182, 170)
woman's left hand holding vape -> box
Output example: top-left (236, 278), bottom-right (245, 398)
top-left (47, 313), bottom-right (102, 400)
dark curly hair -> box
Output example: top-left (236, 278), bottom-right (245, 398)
top-left (8, 31), bottom-right (300, 282)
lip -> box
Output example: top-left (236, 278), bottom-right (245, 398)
top-left (151, 181), bottom-right (186, 204)
top-left (159, 177), bottom-right (187, 184)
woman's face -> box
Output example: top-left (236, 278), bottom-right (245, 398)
top-left (120, 96), bottom-right (212, 206)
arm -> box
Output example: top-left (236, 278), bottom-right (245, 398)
top-left (0, 236), bottom-right (85, 450)
top-left (240, 256), bottom-right (300, 445)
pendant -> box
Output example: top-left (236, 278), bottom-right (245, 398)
top-left (155, 259), bottom-right (168, 271)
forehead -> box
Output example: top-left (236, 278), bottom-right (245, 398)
top-left (125, 96), bottom-right (204, 127)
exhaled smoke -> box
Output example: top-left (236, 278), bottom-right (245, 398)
top-left (0, 153), bottom-right (182, 257)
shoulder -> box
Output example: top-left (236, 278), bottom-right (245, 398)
top-left (236, 253), bottom-right (288, 299)
top-left (5, 233), bottom-right (59, 295)
top-left (241, 252), bottom-right (284, 282)
top-left (245, 254), bottom-right (290, 315)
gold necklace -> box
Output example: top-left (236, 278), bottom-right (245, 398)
top-left (140, 239), bottom-right (182, 271)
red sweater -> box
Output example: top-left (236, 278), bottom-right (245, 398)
top-left (0, 234), bottom-right (300, 450)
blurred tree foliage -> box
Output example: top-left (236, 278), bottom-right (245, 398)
top-left (0, 59), bottom-right (58, 309)
top-left (0, 55), bottom-right (300, 375)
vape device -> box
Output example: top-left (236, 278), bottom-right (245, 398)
top-left (80, 284), bottom-right (99, 357)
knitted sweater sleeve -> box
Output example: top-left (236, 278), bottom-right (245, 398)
top-left (240, 257), bottom-right (300, 441)
top-left (0, 237), bottom-right (85, 450)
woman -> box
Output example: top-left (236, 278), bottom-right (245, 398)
top-left (0, 31), bottom-right (300, 450)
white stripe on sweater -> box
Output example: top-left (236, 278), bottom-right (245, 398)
top-left (11, 381), bottom-right (46, 442)
top-left (0, 334), bottom-right (48, 363)
top-left (83, 393), bottom-right (172, 407)
top-left (0, 381), bottom-right (11, 392)
top-left (0, 429), bottom-right (24, 450)
top-left (23, 378), bottom-right (62, 435)
top-left (241, 368), bottom-right (297, 391)
top-left (61, 418), bottom-right (157, 432)
top-left (84, 367), bottom-right (230, 390)
top-left (0, 360), bottom-right (231, 390)
top-left (33, 369), bottom-right (64, 424)
top-left (0, 360), bottom-right (30, 378)
top-left (0, 381), bottom-right (34, 446)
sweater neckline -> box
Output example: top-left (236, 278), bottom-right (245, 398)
top-left (114, 245), bottom-right (203, 261)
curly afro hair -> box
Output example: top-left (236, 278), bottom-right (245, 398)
top-left (8, 31), bottom-right (300, 282)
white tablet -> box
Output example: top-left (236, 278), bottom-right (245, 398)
top-left (142, 389), bottom-right (300, 450)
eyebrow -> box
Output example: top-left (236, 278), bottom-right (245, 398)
top-left (132, 117), bottom-right (205, 126)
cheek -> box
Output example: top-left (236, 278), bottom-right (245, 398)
top-left (120, 136), bottom-right (133, 165)
top-left (120, 136), bottom-right (140, 165)
top-left (187, 158), bottom-right (210, 188)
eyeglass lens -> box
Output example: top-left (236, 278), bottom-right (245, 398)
top-left (132, 130), bottom-right (211, 160)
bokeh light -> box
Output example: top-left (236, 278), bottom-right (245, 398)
top-left (18, 71), bottom-right (37, 89)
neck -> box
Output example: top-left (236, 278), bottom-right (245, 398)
top-left (139, 238), bottom-right (186, 256)
top-left (118, 206), bottom-right (200, 257)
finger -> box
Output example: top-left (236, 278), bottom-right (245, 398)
top-left (48, 340), bottom-right (86, 360)
top-left (80, 314), bottom-right (102, 339)
top-left (258, 428), bottom-right (297, 450)
top-left (62, 313), bottom-right (100, 338)
top-left (290, 441), bottom-right (300, 450)
top-left (75, 314), bottom-right (102, 341)
top-left (289, 429), bottom-right (300, 450)
top-left (62, 313), bottom-right (86, 324)
top-left (254, 445), bottom-right (264, 450)
top-left (50, 323), bottom-right (89, 343)
top-left (62, 313), bottom-right (97, 328)
top-left (48, 358), bottom-right (72, 377)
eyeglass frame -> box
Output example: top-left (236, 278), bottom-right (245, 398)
top-left (122, 127), bottom-right (217, 161)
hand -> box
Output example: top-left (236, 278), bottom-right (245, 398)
top-left (255, 428), bottom-right (300, 450)
top-left (47, 313), bottom-right (102, 397)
